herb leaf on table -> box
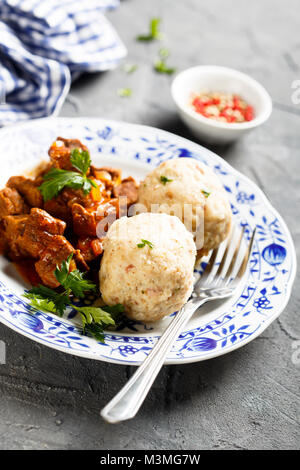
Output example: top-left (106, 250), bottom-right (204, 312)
top-left (54, 254), bottom-right (97, 298)
top-left (136, 18), bottom-right (163, 41)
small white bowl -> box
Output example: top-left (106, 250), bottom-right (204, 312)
top-left (171, 65), bottom-right (272, 144)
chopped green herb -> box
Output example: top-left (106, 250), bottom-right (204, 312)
top-left (23, 285), bottom-right (69, 316)
top-left (70, 148), bottom-right (91, 175)
top-left (160, 175), bottom-right (173, 185)
top-left (117, 88), bottom-right (132, 97)
top-left (23, 256), bottom-right (121, 343)
top-left (154, 61), bottom-right (176, 75)
top-left (201, 190), bottom-right (211, 198)
top-left (73, 306), bottom-right (115, 342)
top-left (159, 48), bottom-right (170, 59)
top-left (154, 49), bottom-right (176, 75)
top-left (54, 253), bottom-right (97, 298)
top-left (137, 239), bottom-right (154, 249)
top-left (136, 17), bottom-right (163, 41)
top-left (123, 64), bottom-right (138, 74)
top-left (38, 148), bottom-right (97, 202)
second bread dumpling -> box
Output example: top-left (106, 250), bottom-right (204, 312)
top-left (138, 158), bottom-right (232, 256)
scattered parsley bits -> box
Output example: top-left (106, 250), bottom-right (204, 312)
top-left (154, 48), bottom-right (176, 75)
top-left (117, 88), bottom-right (132, 97)
top-left (160, 175), bottom-right (173, 185)
top-left (38, 148), bottom-right (97, 202)
top-left (23, 255), bottom-right (122, 343)
top-left (136, 17), bottom-right (163, 41)
top-left (201, 190), bottom-right (211, 198)
top-left (137, 239), bottom-right (154, 249)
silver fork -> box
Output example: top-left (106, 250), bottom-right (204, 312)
top-left (101, 226), bottom-right (256, 423)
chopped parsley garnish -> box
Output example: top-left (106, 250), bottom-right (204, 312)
top-left (122, 64), bottom-right (138, 74)
top-left (201, 190), bottom-right (211, 198)
top-left (73, 306), bottom-right (116, 343)
top-left (23, 285), bottom-right (69, 316)
top-left (160, 175), bottom-right (173, 185)
top-left (117, 88), bottom-right (132, 97)
top-left (38, 148), bottom-right (97, 202)
top-left (54, 254), bottom-right (97, 299)
top-left (136, 17), bottom-right (163, 41)
top-left (23, 254), bottom-right (121, 343)
top-left (154, 48), bottom-right (176, 75)
top-left (137, 239), bottom-right (154, 249)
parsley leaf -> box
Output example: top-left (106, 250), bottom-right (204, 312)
top-left (101, 304), bottom-right (125, 323)
top-left (201, 190), bottom-right (211, 198)
top-left (23, 285), bottom-right (69, 316)
top-left (160, 175), bottom-right (173, 185)
top-left (136, 17), bottom-right (163, 41)
top-left (38, 148), bottom-right (97, 202)
top-left (117, 88), bottom-right (132, 97)
top-left (74, 306), bottom-right (115, 343)
top-left (137, 239), bottom-right (154, 249)
top-left (70, 148), bottom-right (91, 175)
top-left (74, 306), bottom-right (115, 327)
top-left (54, 254), bottom-right (97, 298)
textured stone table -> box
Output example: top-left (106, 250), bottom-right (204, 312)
top-left (0, 0), bottom-right (299, 450)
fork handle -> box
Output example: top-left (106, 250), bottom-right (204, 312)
top-left (100, 297), bottom-right (206, 423)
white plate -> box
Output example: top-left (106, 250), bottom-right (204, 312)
top-left (0, 117), bottom-right (296, 365)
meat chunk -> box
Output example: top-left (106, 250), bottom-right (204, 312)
top-left (44, 182), bottom-right (104, 225)
top-left (48, 137), bottom-right (89, 172)
top-left (35, 236), bottom-right (77, 288)
top-left (1, 214), bottom-right (29, 259)
top-left (72, 199), bottom-right (119, 238)
top-left (3, 208), bottom-right (65, 260)
top-left (77, 237), bottom-right (103, 263)
top-left (91, 166), bottom-right (122, 198)
top-left (3, 208), bottom-right (88, 287)
top-left (72, 203), bottom-right (97, 237)
top-left (7, 176), bottom-right (43, 208)
top-left (91, 166), bottom-right (122, 185)
top-left (0, 187), bottom-right (28, 218)
top-left (113, 177), bottom-right (139, 206)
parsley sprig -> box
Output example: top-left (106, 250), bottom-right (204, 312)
top-left (23, 254), bottom-right (123, 343)
top-left (54, 255), bottom-right (96, 299)
top-left (201, 190), bottom-right (211, 198)
top-left (117, 88), bottom-right (132, 97)
top-left (122, 64), bottom-right (138, 74)
top-left (154, 48), bottom-right (176, 75)
top-left (137, 239), bottom-right (154, 249)
top-left (136, 18), bottom-right (163, 41)
top-left (160, 175), bottom-right (173, 185)
top-left (38, 148), bottom-right (97, 202)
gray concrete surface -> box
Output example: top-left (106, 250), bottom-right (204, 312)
top-left (0, 0), bottom-right (299, 450)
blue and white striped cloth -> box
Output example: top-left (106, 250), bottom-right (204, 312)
top-left (0, 0), bottom-right (127, 126)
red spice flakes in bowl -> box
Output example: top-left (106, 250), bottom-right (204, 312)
top-left (191, 91), bottom-right (255, 123)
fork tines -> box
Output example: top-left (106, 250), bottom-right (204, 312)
top-left (197, 225), bottom-right (256, 289)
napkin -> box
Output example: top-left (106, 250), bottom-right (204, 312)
top-left (0, 0), bottom-right (127, 126)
